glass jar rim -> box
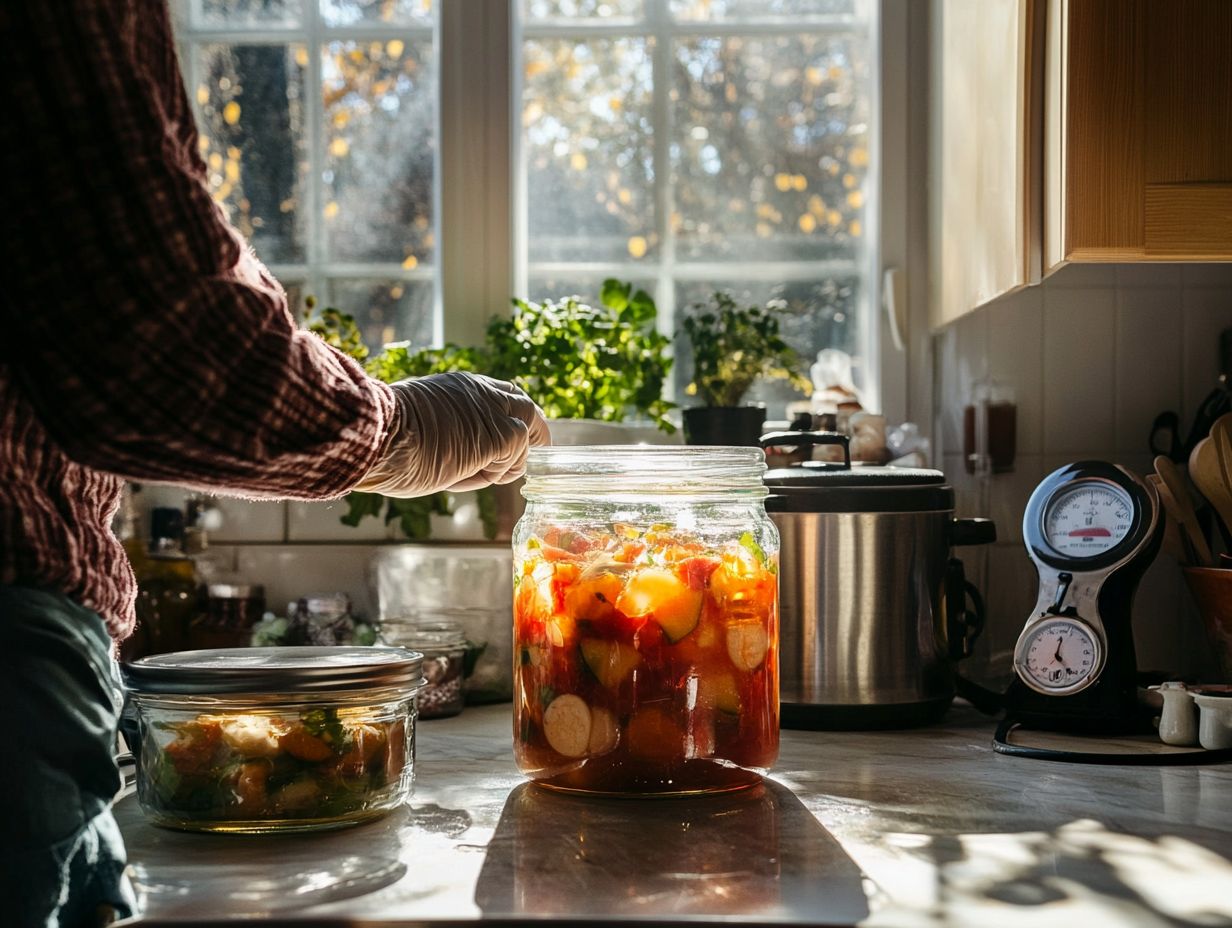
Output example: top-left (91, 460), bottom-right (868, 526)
top-left (122, 646), bottom-right (424, 696)
top-left (523, 445), bottom-right (768, 500)
top-left (381, 618), bottom-right (469, 651)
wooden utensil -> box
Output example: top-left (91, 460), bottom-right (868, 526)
top-left (1154, 455), bottom-right (1212, 566)
top-left (1147, 474), bottom-right (1190, 563)
top-left (1190, 436), bottom-right (1232, 546)
top-left (1211, 413), bottom-right (1232, 499)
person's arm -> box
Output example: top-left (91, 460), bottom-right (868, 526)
top-left (0, 1), bottom-right (393, 500)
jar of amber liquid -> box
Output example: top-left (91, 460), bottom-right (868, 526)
top-left (512, 446), bottom-right (779, 796)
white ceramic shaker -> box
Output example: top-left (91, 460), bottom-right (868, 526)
top-left (1151, 682), bottom-right (1199, 747)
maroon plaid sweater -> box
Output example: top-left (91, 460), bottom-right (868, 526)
top-left (0, 2), bottom-right (396, 639)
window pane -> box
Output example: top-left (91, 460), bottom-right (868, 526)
top-left (320, 0), bottom-right (433, 28)
top-left (670, 0), bottom-right (857, 22)
top-left (523, 0), bottom-right (644, 23)
top-left (195, 44), bottom-right (309, 264)
top-left (672, 33), bottom-right (871, 263)
top-left (327, 279), bottom-right (435, 351)
top-left (200, 0), bottom-right (300, 27)
top-left (524, 38), bottom-right (656, 264)
top-left (322, 39), bottom-right (436, 264)
top-left (674, 278), bottom-right (861, 417)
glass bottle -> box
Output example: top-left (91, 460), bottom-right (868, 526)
top-left (133, 507), bottom-right (200, 656)
top-left (512, 446), bottom-right (780, 796)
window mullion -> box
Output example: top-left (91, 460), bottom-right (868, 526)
top-left (649, 0), bottom-right (675, 341)
top-left (304, 0), bottom-right (327, 307)
top-left (439, 0), bottom-right (513, 346)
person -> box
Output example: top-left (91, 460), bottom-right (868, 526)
top-left (0, 3), bottom-right (550, 925)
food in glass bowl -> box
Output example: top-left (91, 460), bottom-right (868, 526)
top-left (513, 523), bottom-right (779, 795)
top-left (124, 646), bottom-right (423, 832)
top-left (141, 706), bottom-right (410, 832)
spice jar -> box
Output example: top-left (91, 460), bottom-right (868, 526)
top-left (381, 619), bottom-right (468, 719)
top-left (512, 446), bottom-right (780, 796)
top-left (122, 646), bottom-right (424, 833)
top-left (190, 584), bottom-right (265, 650)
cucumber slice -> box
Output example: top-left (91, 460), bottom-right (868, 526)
top-left (697, 672), bottom-right (741, 715)
top-left (543, 694), bottom-right (592, 758)
top-left (580, 638), bottom-right (641, 688)
top-left (587, 707), bottom-right (619, 755)
top-left (726, 621), bottom-right (769, 671)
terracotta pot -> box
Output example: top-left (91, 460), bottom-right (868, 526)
top-left (1182, 567), bottom-right (1232, 683)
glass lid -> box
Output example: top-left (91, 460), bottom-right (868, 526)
top-left (123, 646), bottom-right (424, 695)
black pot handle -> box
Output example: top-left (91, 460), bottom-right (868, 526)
top-left (945, 557), bottom-right (986, 662)
top-left (759, 430), bottom-right (851, 470)
top-left (951, 517), bottom-right (996, 546)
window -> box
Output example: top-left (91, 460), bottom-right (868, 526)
top-left (174, 0), bottom-right (882, 419)
top-left (518, 0), bottom-right (877, 415)
top-left (172, 0), bottom-right (439, 351)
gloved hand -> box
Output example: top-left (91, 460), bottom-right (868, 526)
top-left (353, 372), bottom-right (551, 497)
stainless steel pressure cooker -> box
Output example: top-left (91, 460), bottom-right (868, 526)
top-left (762, 432), bottom-right (995, 729)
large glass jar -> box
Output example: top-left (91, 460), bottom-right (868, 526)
top-left (122, 647), bottom-right (424, 833)
top-left (512, 446), bottom-right (779, 796)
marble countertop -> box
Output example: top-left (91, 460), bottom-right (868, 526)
top-left (116, 703), bottom-right (1232, 926)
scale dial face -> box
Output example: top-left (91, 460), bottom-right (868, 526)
top-left (1042, 481), bottom-right (1134, 558)
top-left (1014, 616), bottom-right (1104, 695)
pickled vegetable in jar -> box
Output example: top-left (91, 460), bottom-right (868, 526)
top-left (513, 446), bottom-right (779, 796)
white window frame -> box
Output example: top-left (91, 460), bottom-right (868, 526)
top-left (172, 0), bottom-right (912, 425)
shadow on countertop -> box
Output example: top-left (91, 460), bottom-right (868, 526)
top-left (473, 778), bottom-right (872, 923)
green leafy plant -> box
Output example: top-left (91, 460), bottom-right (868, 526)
top-left (679, 292), bottom-right (812, 407)
top-left (486, 279), bottom-right (674, 429)
top-left (305, 278), bottom-right (674, 539)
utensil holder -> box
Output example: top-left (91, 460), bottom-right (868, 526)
top-left (1182, 567), bottom-right (1232, 683)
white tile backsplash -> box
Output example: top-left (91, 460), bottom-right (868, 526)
top-left (208, 497), bottom-right (286, 543)
top-left (1181, 288), bottom-right (1232, 423)
top-left (986, 287), bottom-right (1044, 454)
top-left (234, 544), bottom-right (383, 619)
top-left (1042, 287), bottom-right (1116, 453)
top-left (936, 263), bottom-right (1232, 679)
top-left (1045, 263), bottom-right (1118, 288)
top-left (1115, 287), bottom-right (1182, 455)
top-left (288, 499), bottom-right (392, 542)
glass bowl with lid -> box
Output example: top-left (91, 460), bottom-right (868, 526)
top-left (122, 646), bottom-right (424, 833)
top-left (512, 445), bottom-right (780, 796)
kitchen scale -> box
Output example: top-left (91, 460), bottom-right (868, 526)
top-left (994, 461), bottom-right (1165, 752)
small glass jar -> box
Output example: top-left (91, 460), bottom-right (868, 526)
top-left (381, 619), bottom-right (468, 719)
top-left (122, 647), bottom-right (424, 833)
top-left (189, 583), bottom-right (266, 649)
top-left (512, 446), bottom-right (780, 796)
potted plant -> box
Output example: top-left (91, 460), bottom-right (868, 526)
top-left (305, 279), bottom-right (675, 540)
top-left (678, 292), bottom-right (812, 446)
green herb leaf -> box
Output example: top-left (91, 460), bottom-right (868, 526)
top-left (739, 531), bottom-right (777, 574)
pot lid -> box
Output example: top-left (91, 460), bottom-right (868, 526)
top-left (122, 646), bottom-right (424, 696)
top-left (761, 431), bottom-right (954, 513)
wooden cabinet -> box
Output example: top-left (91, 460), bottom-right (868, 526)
top-left (1048, 0), bottom-right (1232, 268)
top-left (932, 0), bottom-right (1232, 327)
top-left (931, 0), bottom-right (1042, 329)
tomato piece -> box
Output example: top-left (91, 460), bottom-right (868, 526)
top-left (681, 556), bottom-right (722, 591)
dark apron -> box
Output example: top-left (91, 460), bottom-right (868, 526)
top-left (0, 586), bottom-right (137, 927)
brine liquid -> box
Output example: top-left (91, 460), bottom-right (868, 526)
top-left (513, 525), bottom-right (779, 795)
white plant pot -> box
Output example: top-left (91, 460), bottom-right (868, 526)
top-left (547, 418), bottom-right (681, 446)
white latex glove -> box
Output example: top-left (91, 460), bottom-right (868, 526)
top-left (354, 372), bottom-right (551, 497)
